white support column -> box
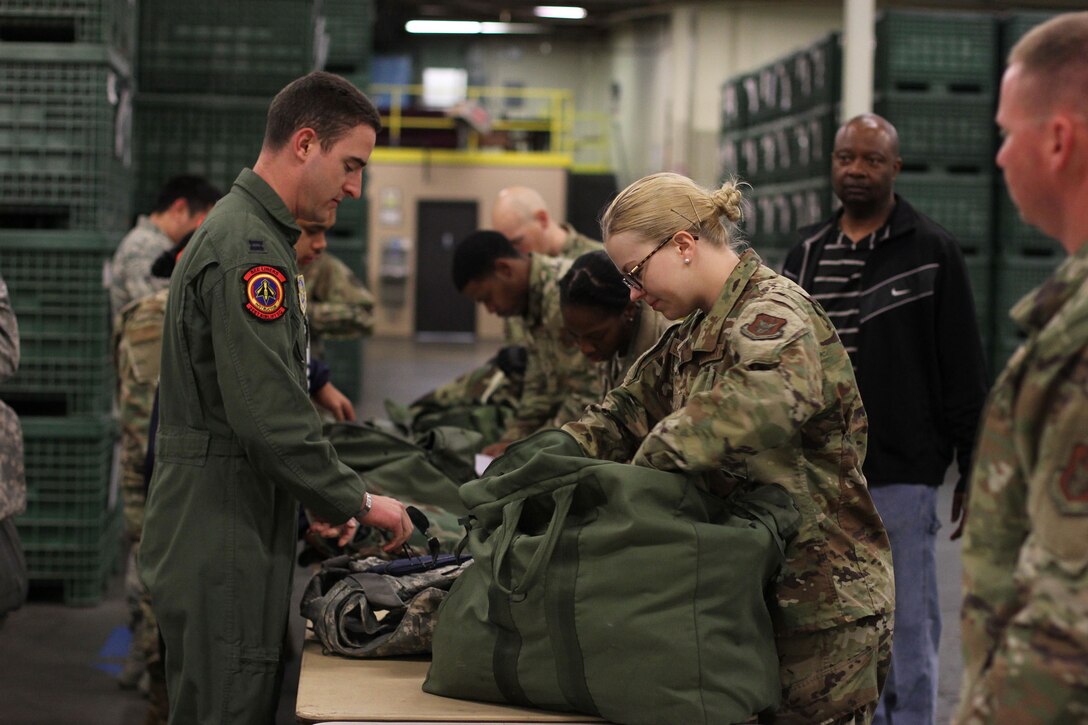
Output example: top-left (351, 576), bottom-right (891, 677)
top-left (842, 0), bottom-right (875, 120)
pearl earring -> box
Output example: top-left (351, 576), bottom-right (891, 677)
top-left (683, 258), bottom-right (691, 265)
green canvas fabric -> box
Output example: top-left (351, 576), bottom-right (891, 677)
top-left (424, 430), bottom-right (801, 724)
top-left (325, 422), bottom-right (483, 546)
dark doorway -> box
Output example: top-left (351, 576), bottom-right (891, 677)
top-left (415, 200), bottom-right (478, 340)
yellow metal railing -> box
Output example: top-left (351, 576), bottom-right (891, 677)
top-left (370, 83), bottom-right (577, 157)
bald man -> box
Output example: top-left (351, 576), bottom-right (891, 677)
top-left (491, 186), bottom-right (600, 258)
top-left (784, 114), bottom-right (988, 725)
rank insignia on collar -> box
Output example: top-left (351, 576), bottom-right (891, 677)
top-left (741, 313), bottom-right (787, 340)
top-left (243, 265), bottom-right (288, 320)
top-left (297, 274), bottom-right (307, 317)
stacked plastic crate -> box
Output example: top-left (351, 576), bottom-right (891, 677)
top-left (874, 10), bottom-right (998, 356)
top-left (0, 0), bottom-right (134, 604)
top-left (133, 0), bottom-right (324, 214)
top-left (991, 12), bottom-right (1062, 373)
top-left (314, 0), bottom-right (375, 404)
top-left (720, 34), bottom-right (840, 273)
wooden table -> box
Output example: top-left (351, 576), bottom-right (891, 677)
top-left (296, 640), bottom-right (606, 724)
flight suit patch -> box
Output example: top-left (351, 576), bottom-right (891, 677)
top-left (243, 265), bottom-right (287, 321)
top-left (741, 313), bottom-right (787, 340)
top-left (297, 275), bottom-right (307, 316)
top-left (1057, 443), bottom-right (1088, 513)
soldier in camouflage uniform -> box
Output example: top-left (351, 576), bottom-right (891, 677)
top-left (561, 172), bottom-right (894, 724)
top-left (296, 222), bottom-right (375, 360)
top-left (558, 249), bottom-right (672, 394)
top-left (955, 13), bottom-right (1088, 723)
top-left (453, 230), bottom-right (603, 458)
top-left (411, 188), bottom-right (604, 421)
top-left (109, 175), bottom-right (220, 318)
top-left (0, 272), bottom-right (27, 624)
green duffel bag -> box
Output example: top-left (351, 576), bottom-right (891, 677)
top-left (326, 421), bottom-right (484, 517)
top-left (424, 430), bottom-right (801, 725)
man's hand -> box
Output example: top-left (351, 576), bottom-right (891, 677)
top-left (357, 495), bottom-right (413, 552)
top-left (312, 381), bottom-right (356, 422)
top-left (482, 440), bottom-right (512, 458)
top-left (307, 515), bottom-right (359, 547)
top-left (950, 490), bottom-right (968, 541)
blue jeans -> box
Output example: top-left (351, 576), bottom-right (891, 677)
top-left (870, 484), bottom-right (940, 725)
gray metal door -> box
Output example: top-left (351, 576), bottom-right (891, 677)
top-left (414, 200), bottom-right (478, 339)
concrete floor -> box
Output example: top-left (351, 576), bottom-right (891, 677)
top-left (0, 336), bottom-right (966, 724)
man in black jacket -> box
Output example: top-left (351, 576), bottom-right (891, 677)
top-left (782, 114), bottom-right (988, 725)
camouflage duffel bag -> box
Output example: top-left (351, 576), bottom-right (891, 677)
top-left (301, 553), bottom-right (473, 658)
top-left (424, 430), bottom-right (801, 725)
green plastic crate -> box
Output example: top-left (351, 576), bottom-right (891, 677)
top-left (133, 92), bottom-right (267, 216)
top-left (322, 0), bottom-right (373, 72)
top-left (743, 106), bottom-right (836, 185)
top-left (1000, 12), bottom-right (1059, 59)
top-left (137, 0), bottom-right (320, 95)
top-left (0, 231), bottom-right (114, 414)
top-left (720, 77), bottom-right (746, 132)
top-left (743, 177), bottom-right (833, 250)
top-left (719, 131), bottom-right (745, 182)
top-left (894, 173), bottom-right (993, 249)
top-left (875, 91), bottom-right (995, 170)
top-left (994, 179), bottom-right (1063, 258)
top-left (19, 416), bottom-right (116, 521)
top-left (963, 252), bottom-right (992, 350)
top-left (21, 503), bottom-right (121, 606)
top-left (788, 32), bottom-right (840, 114)
top-left (0, 44), bottom-right (132, 232)
top-left (993, 253), bottom-right (1062, 340)
top-left (321, 338), bottom-right (362, 403)
top-left (0, 0), bottom-right (135, 59)
top-left (876, 11), bottom-right (998, 93)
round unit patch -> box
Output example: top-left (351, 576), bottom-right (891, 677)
top-left (243, 265), bottom-right (288, 320)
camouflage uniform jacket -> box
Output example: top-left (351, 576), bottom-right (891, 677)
top-left (504, 225), bottom-right (601, 346)
top-left (560, 223), bottom-right (602, 258)
top-left (563, 250), bottom-right (893, 633)
top-left (501, 254), bottom-right (602, 443)
top-left (600, 303), bottom-right (673, 394)
top-left (110, 215), bottom-right (173, 316)
top-left (301, 251), bottom-right (375, 352)
top-left (0, 273), bottom-right (25, 520)
top-left (113, 288), bottom-right (169, 539)
top-left (956, 243), bottom-right (1088, 723)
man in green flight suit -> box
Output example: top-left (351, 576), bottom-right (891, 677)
top-left (140, 72), bottom-right (413, 725)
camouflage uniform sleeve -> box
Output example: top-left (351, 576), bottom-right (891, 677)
top-left (562, 332), bottom-right (675, 462)
top-left (956, 349), bottom-right (1088, 722)
top-left (0, 274), bottom-right (18, 381)
top-left (499, 334), bottom-right (560, 443)
top-left (113, 231), bottom-right (170, 310)
top-left (632, 299), bottom-right (823, 474)
top-left (306, 254), bottom-right (375, 339)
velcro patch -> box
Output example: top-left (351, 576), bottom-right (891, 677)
top-left (1058, 444), bottom-right (1088, 510)
top-left (249, 240), bottom-right (266, 252)
top-left (741, 313), bottom-right (788, 340)
top-left (297, 275), bottom-right (307, 316)
top-left (243, 265), bottom-right (287, 321)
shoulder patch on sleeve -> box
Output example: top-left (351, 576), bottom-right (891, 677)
top-left (1057, 443), bottom-right (1088, 513)
top-left (741, 312), bottom-right (788, 340)
top-left (242, 265), bottom-right (288, 321)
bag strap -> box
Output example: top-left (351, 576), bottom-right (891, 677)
top-left (490, 484), bottom-right (577, 599)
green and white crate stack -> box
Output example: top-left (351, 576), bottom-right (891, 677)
top-left (0, 0), bottom-right (134, 605)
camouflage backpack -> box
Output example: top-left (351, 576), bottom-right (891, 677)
top-left (301, 553), bottom-right (473, 658)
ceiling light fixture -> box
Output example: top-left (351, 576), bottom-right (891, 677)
top-left (405, 19), bottom-right (546, 34)
top-left (533, 5), bottom-right (588, 20)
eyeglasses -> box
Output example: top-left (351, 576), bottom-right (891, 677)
top-left (620, 233), bottom-right (698, 291)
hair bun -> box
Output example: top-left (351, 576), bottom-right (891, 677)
top-left (712, 184), bottom-right (744, 223)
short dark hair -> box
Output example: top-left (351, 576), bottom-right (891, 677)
top-left (559, 250), bottom-right (630, 315)
top-left (263, 71), bottom-right (383, 152)
top-left (452, 231), bottom-right (522, 291)
top-left (152, 175), bottom-right (221, 214)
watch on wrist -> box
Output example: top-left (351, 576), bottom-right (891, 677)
top-left (360, 492), bottom-right (373, 517)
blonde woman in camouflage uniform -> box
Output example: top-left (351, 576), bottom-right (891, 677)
top-left (561, 172), bottom-right (894, 724)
